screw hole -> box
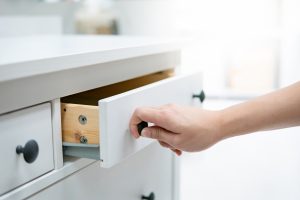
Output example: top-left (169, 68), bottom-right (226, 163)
top-left (78, 115), bottom-right (87, 125)
top-left (80, 136), bottom-right (88, 144)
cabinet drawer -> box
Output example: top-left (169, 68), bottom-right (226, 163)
top-left (61, 71), bottom-right (203, 168)
top-left (28, 143), bottom-right (174, 200)
top-left (0, 103), bottom-right (54, 195)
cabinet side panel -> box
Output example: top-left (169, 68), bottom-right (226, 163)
top-left (51, 99), bottom-right (63, 169)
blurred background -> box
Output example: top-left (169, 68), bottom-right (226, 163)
top-left (1, 0), bottom-right (300, 199)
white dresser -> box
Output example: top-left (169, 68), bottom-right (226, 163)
top-left (0, 35), bottom-right (203, 200)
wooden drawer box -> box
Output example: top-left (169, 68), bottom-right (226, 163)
top-left (61, 70), bottom-right (203, 168)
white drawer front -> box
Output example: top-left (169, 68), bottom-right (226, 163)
top-left (99, 73), bottom-right (202, 168)
top-left (29, 143), bottom-right (174, 200)
top-left (0, 103), bottom-right (54, 195)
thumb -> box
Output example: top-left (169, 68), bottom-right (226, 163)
top-left (141, 126), bottom-right (174, 144)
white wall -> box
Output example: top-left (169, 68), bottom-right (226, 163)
top-left (280, 0), bottom-right (300, 87)
top-left (114, 0), bottom-right (283, 93)
top-left (0, 16), bottom-right (62, 37)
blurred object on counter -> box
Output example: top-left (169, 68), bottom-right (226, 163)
top-left (227, 39), bottom-right (278, 93)
top-left (75, 0), bottom-right (117, 35)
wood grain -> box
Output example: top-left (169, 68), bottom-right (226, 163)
top-left (61, 103), bottom-right (99, 144)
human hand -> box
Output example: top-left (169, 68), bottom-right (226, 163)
top-left (129, 104), bottom-right (223, 156)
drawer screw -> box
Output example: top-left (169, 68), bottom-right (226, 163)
top-left (78, 115), bottom-right (87, 125)
top-left (80, 136), bottom-right (88, 144)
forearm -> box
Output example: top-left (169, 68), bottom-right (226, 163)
top-left (218, 81), bottom-right (300, 140)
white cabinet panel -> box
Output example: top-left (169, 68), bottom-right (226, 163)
top-left (29, 143), bottom-right (174, 200)
top-left (0, 103), bottom-right (54, 195)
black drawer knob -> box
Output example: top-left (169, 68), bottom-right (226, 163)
top-left (137, 121), bottom-right (148, 136)
top-left (16, 140), bottom-right (39, 164)
top-left (193, 90), bottom-right (206, 103)
top-left (142, 192), bottom-right (155, 200)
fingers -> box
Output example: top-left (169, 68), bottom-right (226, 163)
top-left (129, 106), bottom-right (182, 156)
top-left (159, 141), bottom-right (182, 156)
top-left (159, 141), bottom-right (173, 148)
top-left (141, 126), bottom-right (175, 143)
top-left (172, 149), bottom-right (182, 156)
top-left (129, 107), bottom-right (164, 138)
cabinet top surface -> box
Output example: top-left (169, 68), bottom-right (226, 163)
top-left (0, 35), bottom-right (181, 82)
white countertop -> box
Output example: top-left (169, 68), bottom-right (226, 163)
top-left (0, 35), bottom-right (181, 114)
top-left (0, 35), bottom-right (181, 82)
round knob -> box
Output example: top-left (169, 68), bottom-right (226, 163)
top-left (141, 192), bottom-right (155, 200)
top-left (193, 90), bottom-right (206, 103)
top-left (16, 140), bottom-right (39, 164)
top-left (137, 121), bottom-right (148, 136)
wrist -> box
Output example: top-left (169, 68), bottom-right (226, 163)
top-left (215, 109), bottom-right (230, 141)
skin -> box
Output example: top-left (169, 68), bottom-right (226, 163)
top-left (129, 81), bottom-right (300, 156)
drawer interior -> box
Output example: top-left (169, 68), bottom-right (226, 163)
top-left (61, 70), bottom-right (174, 145)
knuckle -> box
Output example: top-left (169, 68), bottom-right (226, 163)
top-left (171, 136), bottom-right (181, 146)
top-left (148, 128), bottom-right (156, 139)
top-left (155, 128), bottom-right (162, 140)
top-left (135, 107), bottom-right (149, 120)
top-left (160, 109), bottom-right (169, 118)
top-left (135, 107), bottom-right (143, 115)
top-left (159, 110), bottom-right (172, 124)
top-left (155, 111), bottom-right (167, 124)
top-left (150, 127), bottom-right (163, 140)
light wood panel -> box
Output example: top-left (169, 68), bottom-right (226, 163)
top-left (61, 103), bottom-right (99, 145)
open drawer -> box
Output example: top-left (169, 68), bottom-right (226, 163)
top-left (61, 71), bottom-right (204, 168)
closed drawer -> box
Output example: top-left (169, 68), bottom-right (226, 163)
top-left (0, 103), bottom-right (54, 195)
top-left (61, 71), bottom-right (204, 168)
top-left (28, 143), bottom-right (174, 200)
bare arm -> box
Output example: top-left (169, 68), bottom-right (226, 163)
top-left (129, 81), bottom-right (300, 155)
top-left (220, 81), bottom-right (300, 139)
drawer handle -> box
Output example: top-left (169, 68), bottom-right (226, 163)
top-left (193, 90), bottom-right (206, 103)
top-left (137, 121), bottom-right (148, 136)
top-left (16, 140), bottom-right (39, 164)
top-left (141, 192), bottom-right (155, 200)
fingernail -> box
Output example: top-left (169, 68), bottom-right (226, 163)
top-left (141, 129), bottom-right (150, 137)
top-left (133, 133), bottom-right (140, 139)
